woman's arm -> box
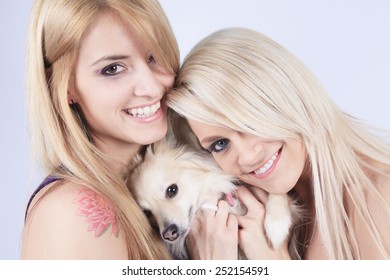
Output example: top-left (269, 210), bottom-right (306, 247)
top-left (21, 182), bottom-right (128, 259)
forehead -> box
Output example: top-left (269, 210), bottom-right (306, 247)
top-left (187, 119), bottom-right (230, 137)
top-left (77, 13), bottom-right (142, 64)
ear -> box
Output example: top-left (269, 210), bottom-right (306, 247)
top-left (67, 91), bottom-right (77, 105)
top-left (67, 72), bottom-right (78, 104)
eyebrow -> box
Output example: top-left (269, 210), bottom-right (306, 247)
top-left (90, 55), bottom-right (130, 67)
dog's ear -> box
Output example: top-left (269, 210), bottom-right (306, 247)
top-left (146, 143), bottom-right (155, 156)
top-left (165, 134), bottom-right (178, 149)
top-left (129, 153), bottom-right (143, 170)
top-left (156, 134), bottom-right (178, 149)
top-left (149, 137), bottom-right (177, 155)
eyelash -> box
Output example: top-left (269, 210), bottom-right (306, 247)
top-left (100, 63), bottom-right (125, 76)
top-left (209, 139), bottom-right (230, 153)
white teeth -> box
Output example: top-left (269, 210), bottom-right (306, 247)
top-left (128, 102), bottom-right (161, 117)
top-left (254, 151), bottom-right (279, 175)
top-left (143, 106), bottom-right (151, 115)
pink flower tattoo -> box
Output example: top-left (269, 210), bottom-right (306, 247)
top-left (77, 188), bottom-right (119, 238)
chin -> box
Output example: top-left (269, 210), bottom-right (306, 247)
top-left (139, 128), bottom-right (167, 145)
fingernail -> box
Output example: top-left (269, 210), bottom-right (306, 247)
top-left (225, 193), bottom-right (235, 207)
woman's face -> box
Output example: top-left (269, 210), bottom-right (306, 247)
top-left (72, 13), bottom-right (174, 157)
top-left (188, 119), bottom-right (307, 195)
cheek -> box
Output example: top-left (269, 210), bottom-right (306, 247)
top-left (214, 156), bottom-right (237, 175)
top-left (165, 73), bottom-right (175, 88)
top-left (78, 81), bottom-right (127, 113)
top-left (78, 92), bottom-right (109, 120)
top-left (156, 72), bottom-right (175, 93)
top-left (293, 143), bottom-right (307, 172)
top-left (76, 70), bottom-right (129, 103)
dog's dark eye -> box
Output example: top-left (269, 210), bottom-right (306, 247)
top-left (143, 209), bottom-right (152, 219)
top-left (166, 184), bottom-right (178, 199)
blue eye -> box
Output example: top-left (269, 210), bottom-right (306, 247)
top-left (210, 139), bottom-right (230, 153)
top-left (101, 63), bottom-right (125, 76)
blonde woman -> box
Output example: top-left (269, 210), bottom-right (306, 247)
top-left (167, 27), bottom-right (390, 259)
top-left (22, 0), bottom-right (179, 259)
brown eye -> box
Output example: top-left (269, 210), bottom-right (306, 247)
top-left (101, 63), bottom-right (125, 76)
top-left (143, 209), bottom-right (152, 219)
top-left (166, 184), bottom-right (178, 199)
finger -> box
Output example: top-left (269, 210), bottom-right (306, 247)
top-left (236, 187), bottom-right (265, 218)
top-left (190, 212), bottom-right (201, 233)
top-left (200, 203), bottom-right (218, 212)
top-left (215, 200), bottom-right (230, 225)
top-left (200, 197), bottom-right (219, 214)
top-left (236, 212), bottom-right (264, 230)
top-left (226, 213), bottom-right (238, 230)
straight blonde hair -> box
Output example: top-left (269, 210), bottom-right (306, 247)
top-left (26, 0), bottom-right (179, 259)
top-left (168, 27), bottom-right (390, 259)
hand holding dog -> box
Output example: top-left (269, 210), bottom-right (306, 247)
top-left (187, 199), bottom-right (239, 259)
top-left (236, 187), bottom-right (291, 259)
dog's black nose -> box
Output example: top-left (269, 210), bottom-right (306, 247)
top-left (162, 224), bottom-right (179, 241)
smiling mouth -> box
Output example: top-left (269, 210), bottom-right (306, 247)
top-left (126, 101), bottom-right (161, 118)
top-left (252, 147), bottom-right (282, 176)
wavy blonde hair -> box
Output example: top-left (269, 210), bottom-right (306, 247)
top-left (167, 27), bottom-right (390, 259)
top-left (26, 0), bottom-right (179, 259)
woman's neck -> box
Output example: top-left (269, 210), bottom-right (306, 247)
top-left (94, 139), bottom-right (143, 175)
top-left (294, 160), bottom-right (313, 213)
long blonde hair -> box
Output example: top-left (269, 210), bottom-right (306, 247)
top-left (167, 27), bottom-right (390, 259)
top-left (26, 0), bottom-right (179, 259)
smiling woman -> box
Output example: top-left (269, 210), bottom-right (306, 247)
top-left (189, 121), bottom-right (306, 195)
top-left (22, 0), bottom-right (179, 259)
top-left (72, 12), bottom-right (172, 150)
top-left (167, 27), bottom-right (390, 260)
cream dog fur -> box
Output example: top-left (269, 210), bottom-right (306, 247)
top-left (129, 139), bottom-right (298, 259)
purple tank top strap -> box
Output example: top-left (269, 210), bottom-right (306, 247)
top-left (25, 176), bottom-right (60, 221)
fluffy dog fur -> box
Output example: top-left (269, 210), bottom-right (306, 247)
top-left (129, 139), bottom-right (298, 259)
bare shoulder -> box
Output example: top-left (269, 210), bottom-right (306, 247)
top-left (352, 173), bottom-right (390, 259)
top-left (22, 181), bottom-right (128, 259)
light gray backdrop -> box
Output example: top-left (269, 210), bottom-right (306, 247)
top-left (1, 0), bottom-right (389, 259)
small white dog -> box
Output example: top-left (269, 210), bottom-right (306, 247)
top-left (129, 139), bottom-right (298, 259)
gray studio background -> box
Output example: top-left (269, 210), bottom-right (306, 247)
top-left (1, 0), bottom-right (389, 259)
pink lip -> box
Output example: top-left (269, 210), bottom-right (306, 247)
top-left (250, 147), bottom-right (282, 179)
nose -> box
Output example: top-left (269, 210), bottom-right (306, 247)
top-left (133, 65), bottom-right (166, 98)
top-left (162, 224), bottom-right (180, 241)
top-left (237, 135), bottom-right (264, 167)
